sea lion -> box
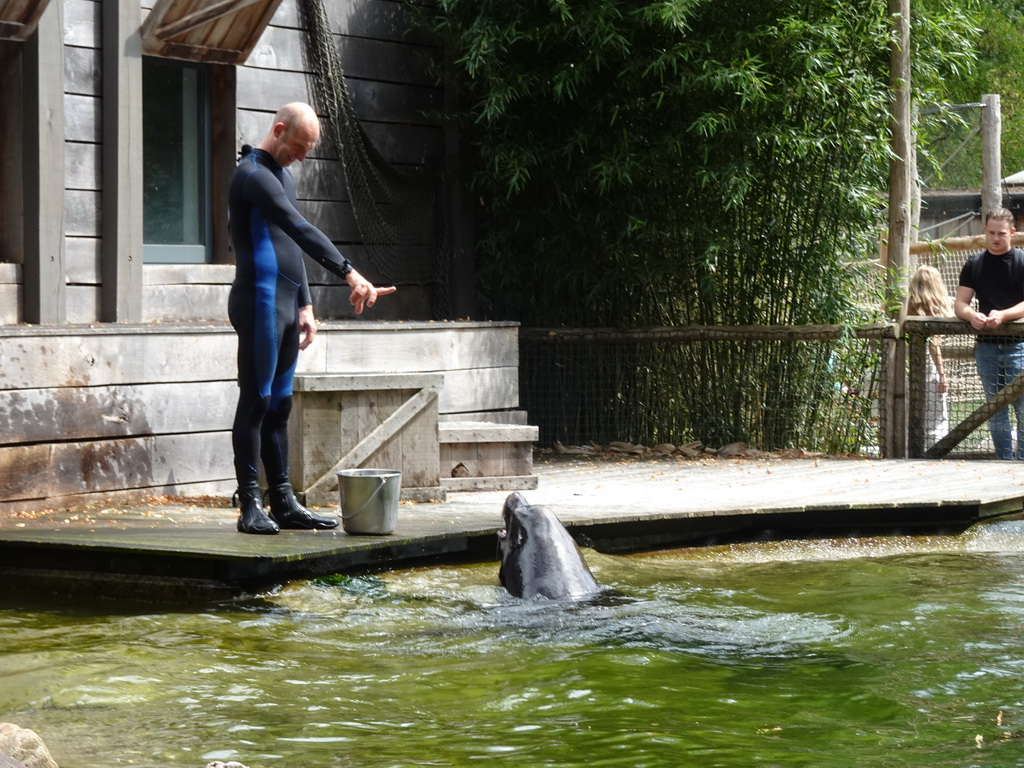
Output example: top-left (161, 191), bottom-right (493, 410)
top-left (497, 492), bottom-right (600, 599)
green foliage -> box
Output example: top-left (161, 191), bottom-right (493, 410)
top-left (423, 0), bottom-right (902, 329)
top-left (910, 0), bottom-right (984, 188)
top-left (416, 0), bottom-right (977, 450)
top-left (914, 0), bottom-right (1024, 186)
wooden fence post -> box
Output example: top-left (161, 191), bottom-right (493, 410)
top-left (981, 94), bottom-right (1002, 213)
top-left (885, 0), bottom-right (912, 457)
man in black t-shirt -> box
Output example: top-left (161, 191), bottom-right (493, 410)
top-left (955, 208), bottom-right (1024, 459)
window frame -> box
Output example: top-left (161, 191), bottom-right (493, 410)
top-left (142, 57), bottom-right (213, 265)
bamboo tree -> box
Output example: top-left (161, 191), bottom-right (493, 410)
top-left (418, 0), bottom-right (980, 450)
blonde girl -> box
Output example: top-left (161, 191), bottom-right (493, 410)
top-left (907, 265), bottom-right (952, 446)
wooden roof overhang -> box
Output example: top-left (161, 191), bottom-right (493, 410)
top-left (0, 0), bottom-right (52, 41)
top-left (141, 0), bottom-right (284, 64)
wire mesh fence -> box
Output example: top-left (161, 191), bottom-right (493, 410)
top-left (909, 245), bottom-right (1024, 459)
top-left (519, 326), bottom-right (892, 456)
top-left (520, 320), bottom-right (1024, 459)
top-left (907, 317), bottom-right (1024, 459)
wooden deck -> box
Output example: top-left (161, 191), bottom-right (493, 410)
top-left (2, 456), bottom-right (1024, 600)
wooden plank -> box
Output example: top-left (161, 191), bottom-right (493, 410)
top-left (366, 388), bottom-right (405, 481)
top-left (236, 115), bottom-right (442, 169)
top-left (143, 264), bottom-right (235, 284)
top-left (0, 478), bottom-right (234, 516)
top-left (290, 383), bottom-right (340, 490)
top-left (293, 199), bottom-right (359, 241)
top-left (399, 400), bottom-right (439, 487)
top-left (62, 0), bottom-right (97, 47)
top-left (294, 372), bottom-right (443, 392)
top-left (0, 263), bottom-right (19, 283)
top-left (64, 189), bottom-right (100, 236)
top-left (316, 325), bottom-right (519, 374)
top-left (101, 0), bottom-right (144, 322)
top-left (0, 432), bottom-right (233, 501)
top-left (272, 0), bottom-right (431, 44)
top-left (22, 0), bottom-right (65, 323)
top-left (236, 67), bottom-right (440, 125)
top-left (65, 94), bottom-right (101, 143)
top-left (439, 410), bottom-right (529, 425)
top-left (65, 285), bottom-right (101, 323)
top-left (141, 284), bottom-right (231, 323)
top-left (0, 322), bottom-right (520, 394)
top-left (0, 444), bottom-right (53, 501)
top-left (1, 381), bottom-right (237, 443)
top-left (442, 475), bottom-right (538, 492)
top-left (65, 45), bottom-right (100, 95)
top-left (0, 284), bottom-right (17, 324)
top-left (438, 367), bottom-right (519, 414)
top-left (438, 422), bottom-right (539, 443)
top-left (304, 384), bottom-right (439, 498)
top-left (66, 141), bottom-right (100, 190)
top-left (248, 26), bottom-right (435, 85)
top-left (441, 438), bottom-right (534, 480)
top-left (65, 236), bottom-right (101, 284)
top-left (0, 330), bottom-right (237, 389)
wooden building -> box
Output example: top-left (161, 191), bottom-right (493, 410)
top-left (0, 0), bottom-right (534, 513)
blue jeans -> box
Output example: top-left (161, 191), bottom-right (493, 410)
top-left (975, 340), bottom-right (1024, 459)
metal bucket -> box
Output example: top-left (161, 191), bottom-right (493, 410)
top-left (337, 468), bottom-right (401, 535)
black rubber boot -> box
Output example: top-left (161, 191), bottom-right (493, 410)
top-left (236, 484), bottom-right (280, 535)
top-left (267, 483), bottom-right (339, 530)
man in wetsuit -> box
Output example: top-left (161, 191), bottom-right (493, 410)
top-left (228, 102), bottom-right (396, 534)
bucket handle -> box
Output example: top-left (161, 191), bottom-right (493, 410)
top-left (342, 474), bottom-right (388, 521)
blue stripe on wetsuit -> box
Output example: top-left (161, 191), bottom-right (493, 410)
top-left (250, 208), bottom-right (279, 400)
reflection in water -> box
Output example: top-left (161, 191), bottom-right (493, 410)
top-left (4, 521), bottom-right (1024, 767)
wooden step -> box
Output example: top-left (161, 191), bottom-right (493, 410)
top-left (439, 421), bottom-right (539, 444)
top-left (439, 420), bottom-right (539, 492)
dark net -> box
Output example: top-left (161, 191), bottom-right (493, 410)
top-left (298, 0), bottom-right (451, 319)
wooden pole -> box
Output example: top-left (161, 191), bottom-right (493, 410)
top-left (885, 0), bottom-right (912, 458)
top-left (909, 232), bottom-right (1024, 255)
top-left (981, 93), bottom-right (1002, 213)
top-left (101, 0), bottom-right (144, 322)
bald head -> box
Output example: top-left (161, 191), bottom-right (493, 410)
top-left (259, 102), bottom-right (321, 167)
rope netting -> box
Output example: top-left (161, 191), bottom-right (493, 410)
top-left (298, 0), bottom-right (451, 319)
top-left (519, 327), bottom-right (889, 455)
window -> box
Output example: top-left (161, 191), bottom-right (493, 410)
top-left (0, 41), bottom-right (23, 264)
top-left (142, 58), bottom-right (211, 263)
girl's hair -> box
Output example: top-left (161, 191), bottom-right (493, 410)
top-left (907, 264), bottom-right (952, 317)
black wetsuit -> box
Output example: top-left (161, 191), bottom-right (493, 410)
top-left (228, 147), bottom-right (353, 488)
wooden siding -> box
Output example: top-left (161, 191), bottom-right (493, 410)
top-left (0, 0), bottom-right (499, 516)
top-left (10, 0), bottom-right (444, 326)
top-left (0, 321), bottom-right (522, 512)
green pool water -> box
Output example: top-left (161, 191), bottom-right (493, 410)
top-left (4, 521), bottom-right (1024, 767)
